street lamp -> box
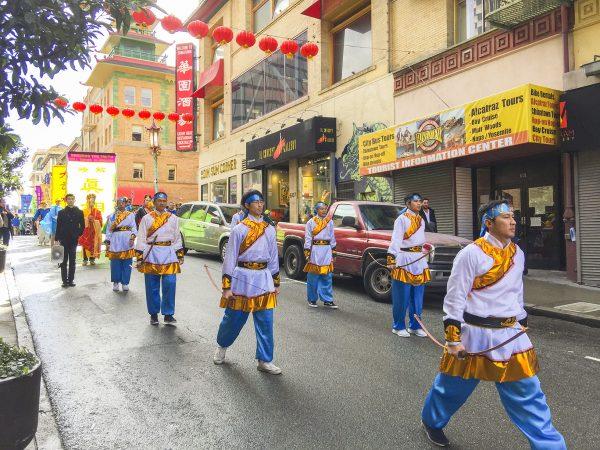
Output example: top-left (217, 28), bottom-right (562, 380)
top-left (147, 120), bottom-right (161, 194)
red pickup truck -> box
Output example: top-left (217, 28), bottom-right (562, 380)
top-left (276, 201), bottom-right (470, 302)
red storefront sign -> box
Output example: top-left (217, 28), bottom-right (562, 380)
top-left (175, 43), bottom-right (196, 151)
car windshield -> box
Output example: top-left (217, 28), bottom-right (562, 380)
top-left (359, 205), bottom-right (404, 230)
top-left (220, 206), bottom-right (240, 223)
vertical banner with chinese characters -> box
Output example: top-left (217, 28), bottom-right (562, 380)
top-left (35, 185), bottom-right (43, 204)
top-left (51, 165), bottom-right (67, 205)
top-left (66, 152), bottom-right (116, 217)
top-left (175, 43), bottom-right (195, 151)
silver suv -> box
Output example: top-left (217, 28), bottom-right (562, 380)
top-left (177, 202), bottom-right (241, 261)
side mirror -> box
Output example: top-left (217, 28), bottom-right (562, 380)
top-left (341, 216), bottom-right (360, 229)
top-left (210, 216), bottom-right (222, 225)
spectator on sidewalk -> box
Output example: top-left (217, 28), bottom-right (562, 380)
top-left (419, 198), bottom-right (438, 233)
top-left (55, 194), bottom-right (85, 288)
top-left (0, 198), bottom-right (14, 246)
top-left (41, 199), bottom-right (62, 247)
top-left (135, 195), bottom-right (154, 227)
top-left (11, 214), bottom-right (20, 236)
top-left (33, 202), bottom-right (50, 245)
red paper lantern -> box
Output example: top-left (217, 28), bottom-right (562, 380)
top-left (131, 8), bottom-right (156, 27)
top-left (89, 104), bottom-right (103, 115)
top-left (153, 112), bottom-right (166, 122)
top-left (106, 106), bottom-right (120, 117)
top-left (212, 26), bottom-right (233, 45)
top-left (72, 102), bottom-right (86, 112)
top-left (138, 109), bottom-right (151, 120)
top-left (280, 40), bottom-right (299, 59)
top-left (258, 36), bottom-right (278, 55)
top-left (300, 42), bottom-right (319, 59)
top-left (167, 113), bottom-right (180, 122)
top-left (236, 30), bottom-right (256, 49)
top-left (161, 15), bottom-right (183, 34)
top-left (53, 98), bottom-right (68, 108)
top-left (188, 20), bottom-right (209, 39)
top-left (122, 108), bottom-right (135, 119)
top-left (182, 113), bottom-right (194, 123)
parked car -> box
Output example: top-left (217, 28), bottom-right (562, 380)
top-left (176, 202), bottom-right (241, 261)
top-left (276, 201), bottom-right (470, 302)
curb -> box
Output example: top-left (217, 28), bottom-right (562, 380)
top-left (4, 265), bottom-right (64, 450)
top-left (525, 304), bottom-right (600, 329)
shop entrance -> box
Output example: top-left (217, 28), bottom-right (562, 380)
top-left (489, 155), bottom-right (563, 270)
top-left (266, 166), bottom-right (290, 222)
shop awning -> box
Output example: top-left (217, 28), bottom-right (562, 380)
top-left (301, 0), bottom-right (322, 19)
top-left (191, 59), bottom-right (224, 99)
top-left (117, 186), bottom-right (159, 205)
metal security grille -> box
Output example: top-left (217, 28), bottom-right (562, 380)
top-left (486, 0), bottom-right (567, 29)
top-left (336, 181), bottom-right (355, 201)
top-left (392, 162), bottom-right (455, 235)
top-left (455, 167), bottom-right (474, 239)
top-left (576, 151), bottom-right (600, 287)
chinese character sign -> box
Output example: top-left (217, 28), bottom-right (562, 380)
top-left (67, 152), bottom-right (116, 217)
top-left (176, 43), bottom-right (195, 151)
top-left (51, 165), bottom-right (67, 205)
top-left (35, 185), bottom-right (43, 204)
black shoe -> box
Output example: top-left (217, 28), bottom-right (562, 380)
top-left (150, 314), bottom-right (159, 326)
top-left (323, 301), bottom-right (338, 309)
top-left (422, 421), bottom-right (449, 447)
top-left (68, 282), bottom-right (76, 287)
top-left (163, 315), bottom-right (177, 326)
top-left (62, 282), bottom-right (69, 288)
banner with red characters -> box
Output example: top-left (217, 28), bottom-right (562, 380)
top-left (175, 43), bottom-right (196, 152)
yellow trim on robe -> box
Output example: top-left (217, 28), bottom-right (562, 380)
top-left (304, 262), bottom-right (334, 275)
top-left (445, 325), bottom-right (461, 342)
top-left (472, 237), bottom-right (517, 290)
top-left (403, 212), bottom-right (422, 240)
top-left (147, 211), bottom-right (172, 238)
top-left (440, 348), bottom-right (539, 382)
top-left (387, 255), bottom-right (396, 266)
top-left (110, 211), bottom-right (132, 231)
top-left (220, 292), bottom-right (277, 312)
top-left (391, 267), bottom-right (431, 285)
top-left (138, 262), bottom-right (181, 275)
top-left (312, 216), bottom-right (331, 237)
top-left (239, 219), bottom-right (268, 255)
top-left (106, 249), bottom-right (136, 260)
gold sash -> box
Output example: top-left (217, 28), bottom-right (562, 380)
top-left (239, 219), bottom-right (268, 255)
top-left (147, 211), bottom-right (171, 238)
top-left (472, 238), bottom-right (517, 290)
top-left (312, 216), bottom-right (331, 237)
top-left (403, 212), bottom-right (422, 240)
top-left (110, 211), bottom-right (131, 231)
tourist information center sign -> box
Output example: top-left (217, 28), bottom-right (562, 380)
top-left (359, 84), bottom-right (560, 175)
top-left (66, 152), bottom-right (116, 216)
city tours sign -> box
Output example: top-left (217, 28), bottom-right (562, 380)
top-left (359, 84), bottom-right (560, 175)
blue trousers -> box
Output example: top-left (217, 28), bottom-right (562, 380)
top-left (110, 258), bottom-right (132, 284)
top-left (216, 308), bottom-right (274, 362)
top-left (391, 280), bottom-right (424, 330)
top-left (422, 373), bottom-right (566, 450)
top-left (144, 274), bottom-right (176, 315)
top-left (307, 272), bottom-right (333, 303)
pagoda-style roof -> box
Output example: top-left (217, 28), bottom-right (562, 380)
top-left (85, 55), bottom-right (174, 88)
top-left (100, 29), bottom-right (171, 55)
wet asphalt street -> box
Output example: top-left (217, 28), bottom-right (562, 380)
top-left (8, 236), bottom-right (600, 449)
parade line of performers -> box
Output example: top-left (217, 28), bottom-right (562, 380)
top-left (56, 190), bottom-right (566, 449)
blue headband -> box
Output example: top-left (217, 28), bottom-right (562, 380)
top-left (118, 197), bottom-right (128, 204)
top-left (313, 202), bottom-right (327, 215)
top-left (244, 193), bottom-right (263, 205)
top-left (154, 192), bottom-right (167, 201)
top-left (480, 203), bottom-right (511, 237)
top-left (405, 194), bottom-right (423, 203)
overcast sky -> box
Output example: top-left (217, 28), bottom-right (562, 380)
top-left (8, 1), bottom-right (198, 202)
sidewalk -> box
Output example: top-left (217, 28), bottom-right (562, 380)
top-left (1, 244), bottom-right (64, 450)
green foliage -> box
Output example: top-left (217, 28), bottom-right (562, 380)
top-left (0, 126), bottom-right (28, 197)
top-left (0, 337), bottom-right (39, 380)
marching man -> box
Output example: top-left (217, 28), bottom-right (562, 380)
top-left (213, 190), bottom-right (281, 375)
top-left (135, 192), bottom-right (184, 326)
top-left (304, 201), bottom-right (337, 308)
top-left (387, 193), bottom-right (430, 338)
top-left (420, 200), bottom-right (565, 448)
top-left (105, 197), bottom-right (137, 292)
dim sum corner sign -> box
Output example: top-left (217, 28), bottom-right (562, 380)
top-left (201, 158), bottom-right (237, 179)
top-left (359, 84), bottom-right (560, 175)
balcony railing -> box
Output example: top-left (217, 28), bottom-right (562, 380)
top-left (486, 0), bottom-right (570, 29)
top-left (107, 47), bottom-right (167, 64)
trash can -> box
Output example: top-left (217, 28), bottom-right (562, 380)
top-left (0, 247), bottom-right (6, 274)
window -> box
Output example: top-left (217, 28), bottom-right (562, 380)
top-left (252, 0), bottom-right (291, 32)
top-left (212, 43), bottom-right (225, 64)
top-left (189, 204), bottom-right (207, 221)
top-left (232, 31), bottom-right (307, 129)
top-left (201, 184), bottom-right (209, 201)
top-left (176, 203), bottom-right (192, 218)
top-left (332, 204), bottom-right (357, 228)
top-left (124, 86), bottom-right (135, 105)
top-left (242, 170), bottom-right (263, 193)
top-left (211, 180), bottom-right (227, 203)
top-left (205, 205), bottom-right (221, 223)
top-left (133, 163), bottom-right (144, 180)
top-left (228, 175), bottom-right (237, 204)
top-left (298, 157), bottom-right (331, 223)
top-left (211, 98), bottom-right (225, 141)
top-left (132, 125), bottom-right (142, 142)
top-left (141, 88), bottom-right (152, 107)
top-left (456, 0), bottom-right (500, 43)
top-left (167, 165), bottom-right (176, 181)
top-left (332, 8), bottom-right (372, 83)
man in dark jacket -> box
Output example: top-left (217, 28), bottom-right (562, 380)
top-left (0, 197), bottom-right (15, 246)
top-left (55, 194), bottom-right (85, 287)
top-left (419, 198), bottom-right (438, 233)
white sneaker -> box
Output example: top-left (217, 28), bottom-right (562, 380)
top-left (122, 284), bottom-right (129, 292)
top-left (392, 328), bottom-right (411, 338)
top-left (408, 328), bottom-right (427, 338)
top-left (112, 282), bottom-right (120, 291)
top-left (257, 360), bottom-right (282, 375)
top-left (213, 347), bottom-right (227, 365)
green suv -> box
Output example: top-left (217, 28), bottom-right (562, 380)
top-left (177, 202), bottom-right (241, 261)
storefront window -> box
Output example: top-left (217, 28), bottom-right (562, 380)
top-left (200, 184), bottom-right (209, 201)
top-left (242, 170), bottom-right (263, 194)
top-left (297, 157), bottom-right (331, 224)
top-left (228, 175), bottom-right (238, 204)
top-left (211, 179), bottom-right (227, 203)
top-left (266, 168), bottom-right (290, 222)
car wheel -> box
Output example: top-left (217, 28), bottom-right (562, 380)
top-left (219, 238), bottom-right (228, 262)
top-left (180, 233), bottom-right (189, 256)
top-left (363, 258), bottom-right (392, 303)
top-left (283, 244), bottom-right (306, 280)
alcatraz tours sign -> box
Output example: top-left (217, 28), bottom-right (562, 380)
top-left (246, 116), bottom-right (336, 169)
top-left (359, 84), bottom-right (560, 175)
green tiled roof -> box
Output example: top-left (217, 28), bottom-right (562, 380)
top-left (486, 0), bottom-right (571, 28)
